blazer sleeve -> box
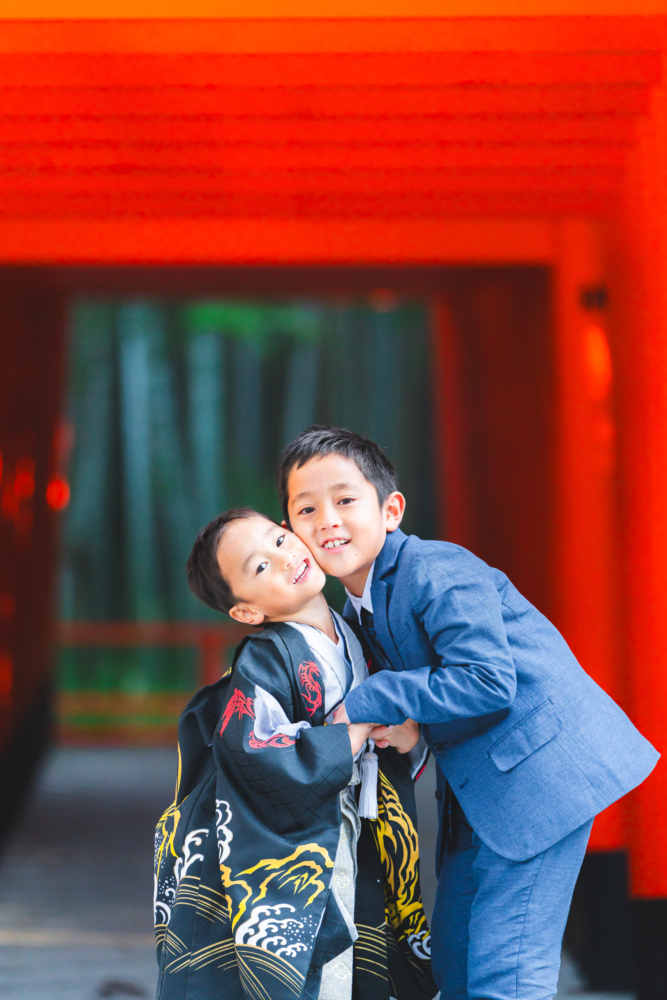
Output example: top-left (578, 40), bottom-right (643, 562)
top-left (345, 546), bottom-right (517, 725)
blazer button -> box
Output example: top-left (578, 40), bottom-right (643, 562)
top-left (433, 742), bottom-right (445, 754)
top-left (435, 789), bottom-right (443, 801)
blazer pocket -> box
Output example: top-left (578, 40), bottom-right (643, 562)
top-left (392, 619), bottom-right (411, 648)
top-left (488, 699), bottom-right (563, 773)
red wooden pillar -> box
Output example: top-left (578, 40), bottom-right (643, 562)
top-left (612, 75), bottom-right (667, 999)
top-left (552, 219), bottom-right (626, 853)
top-left (0, 268), bottom-right (66, 837)
top-left (615, 86), bottom-right (667, 900)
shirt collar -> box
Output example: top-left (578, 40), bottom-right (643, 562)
top-left (344, 560), bottom-right (375, 622)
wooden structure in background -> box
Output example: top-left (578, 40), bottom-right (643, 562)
top-left (1, 4), bottom-right (667, 993)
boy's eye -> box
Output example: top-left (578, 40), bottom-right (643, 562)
top-left (299, 506), bottom-right (315, 515)
top-left (338, 497), bottom-right (354, 505)
top-left (256, 561), bottom-right (268, 574)
top-left (276, 534), bottom-right (285, 547)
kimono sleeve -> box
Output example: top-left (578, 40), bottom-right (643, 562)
top-left (214, 635), bottom-right (353, 839)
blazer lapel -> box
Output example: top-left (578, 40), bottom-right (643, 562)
top-left (373, 579), bottom-right (405, 671)
top-left (370, 529), bottom-right (408, 672)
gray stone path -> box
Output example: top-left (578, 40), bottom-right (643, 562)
top-left (0, 747), bottom-right (632, 1000)
top-left (0, 748), bottom-right (177, 1000)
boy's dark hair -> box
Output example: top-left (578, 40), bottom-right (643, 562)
top-left (187, 508), bottom-right (275, 615)
top-left (277, 425), bottom-right (398, 520)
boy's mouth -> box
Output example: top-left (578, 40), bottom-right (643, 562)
top-left (293, 559), bottom-right (310, 584)
top-left (322, 538), bottom-right (350, 551)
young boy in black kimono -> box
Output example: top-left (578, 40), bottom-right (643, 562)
top-left (153, 508), bottom-right (436, 1000)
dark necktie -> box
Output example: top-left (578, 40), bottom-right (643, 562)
top-left (360, 606), bottom-right (376, 639)
top-left (360, 607), bottom-right (391, 670)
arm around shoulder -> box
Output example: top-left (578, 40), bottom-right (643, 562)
top-left (347, 543), bottom-right (517, 726)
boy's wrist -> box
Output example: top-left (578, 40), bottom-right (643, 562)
top-left (332, 702), bottom-right (351, 726)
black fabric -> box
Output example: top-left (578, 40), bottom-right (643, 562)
top-left (359, 608), bottom-right (393, 673)
top-left (154, 623), bottom-right (437, 1000)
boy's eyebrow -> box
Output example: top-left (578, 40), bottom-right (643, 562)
top-left (292, 482), bottom-right (358, 504)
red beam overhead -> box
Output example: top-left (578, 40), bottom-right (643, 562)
top-left (0, 191), bottom-right (615, 221)
top-left (0, 17), bottom-right (665, 54)
top-left (0, 166), bottom-right (621, 193)
top-left (0, 144), bottom-right (626, 171)
top-left (0, 116), bottom-right (639, 145)
top-left (0, 14), bottom-right (660, 257)
top-left (0, 52), bottom-right (660, 88)
top-left (0, 85), bottom-right (652, 118)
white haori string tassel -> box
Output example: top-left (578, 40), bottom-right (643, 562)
top-left (358, 738), bottom-right (379, 820)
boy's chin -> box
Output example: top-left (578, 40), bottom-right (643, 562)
top-left (317, 551), bottom-right (362, 580)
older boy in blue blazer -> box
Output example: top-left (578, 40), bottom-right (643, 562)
top-left (278, 425), bottom-right (659, 1000)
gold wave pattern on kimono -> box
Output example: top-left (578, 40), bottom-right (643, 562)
top-left (221, 842), bottom-right (334, 931)
top-left (236, 943), bottom-right (305, 1000)
top-left (354, 922), bottom-right (389, 982)
top-left (155, 743), bottom-right (183, 875)
top-left (171, 874), bottom-right (230, 924)
top-left (155, 800), bottom-right (181, 948)
top-left (371, 771), bottom-right (431, 960)
top-left (165, 937), bottom-right (238, 975)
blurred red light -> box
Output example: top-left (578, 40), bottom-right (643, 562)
top-left (46, 477), bottom-right (70, 510)
top-left (14, 471), bottom-right (35, 500)
top-left (0, 652), bottom-right (12, 705)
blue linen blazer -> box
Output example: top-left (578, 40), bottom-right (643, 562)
top-left (343, 528), bottom-right (659, 861)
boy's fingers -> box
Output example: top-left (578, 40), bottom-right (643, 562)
top-left (375, 739), bottom-right (391, 748)
top-left (370, 725), bottom-right (394, 738)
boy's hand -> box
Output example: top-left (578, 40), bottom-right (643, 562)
top-left (347, 722), bottom-right (375, 756)
top-left (333, 703), bottom-right (350, 726)
top-left (371, 718), bottom-right (421, 754)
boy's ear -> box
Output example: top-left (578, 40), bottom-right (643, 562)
top-left (228, 604), bottom-right (265, 627)
top-left (384, 491), bottom-right (406, 532)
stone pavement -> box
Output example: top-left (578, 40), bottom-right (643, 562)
top-left (0, 748), bottom-right (176, 1000)
top-left (0, 747), bottom-right (633, 1000)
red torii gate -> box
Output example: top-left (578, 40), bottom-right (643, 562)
top-left (0, 5), bottom-right (666, 993)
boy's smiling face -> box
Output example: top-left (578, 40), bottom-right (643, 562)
top-left (217, 515), bottom-right (326, 625)
top-left (286, 454), bottom-right (405, 596)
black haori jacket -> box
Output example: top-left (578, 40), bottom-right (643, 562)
top-left (154, 622), bottom-right (437, 1000)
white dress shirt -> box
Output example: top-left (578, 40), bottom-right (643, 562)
top-left (344, 559), bottom-right (375, 622)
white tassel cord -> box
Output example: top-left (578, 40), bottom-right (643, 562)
top-left (358, 738), bottom-right (379, 820)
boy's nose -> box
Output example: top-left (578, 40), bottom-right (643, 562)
top-left (318, 506), bottom-right (342, 531)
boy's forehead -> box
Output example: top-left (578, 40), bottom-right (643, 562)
top-left (288, 454), bottom-right (368, 500)
top-left (287, 455), bottom-right (368, 503)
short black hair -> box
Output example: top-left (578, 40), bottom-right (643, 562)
top-left (276, 425), bottom-right (398, 520)
top-left (186, 508), bottom-right (276, 615)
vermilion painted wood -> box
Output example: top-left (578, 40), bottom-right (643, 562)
top-left (0, 85), bottom-right (651, 118)
top-left (0, 166), bottom-right (622, 192)
top-left (0, 9), bottom-right (661, 888)
top-left (0, 116), bottom-right (639, 145)
top-left (0, 191), bottom-right (615, 219)
top-left (0, 52), bottom-right (659, 88)
top-left (551, 219), bottom-right (627, 851)
top-left (58, 621), bottom-right (249, 687)
top-left (0, 144), bottom-right (627, 170)
top-left (0, 17), bottom-right (665, 54)
top-left (612, 88), bottom-right (667, 897)
top-left (0, 277), bottom-right (65, 754)
top-left (0, 216), bottom-right (559, 262)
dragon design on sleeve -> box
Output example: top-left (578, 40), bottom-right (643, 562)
top-left (219, 689), bottom-right (255, 736)
top-left (220, 688), bottom-right (296, 748)
top-left (298, 661), bottom-right (322, 717)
